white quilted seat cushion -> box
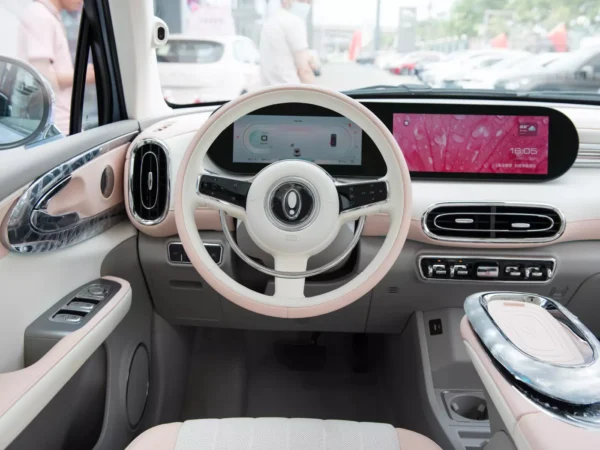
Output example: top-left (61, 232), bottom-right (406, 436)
top-left (127, 418), bottom-right (441, 450)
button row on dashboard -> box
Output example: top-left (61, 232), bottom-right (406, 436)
top-left (420, 257), bottom-right (554, 282)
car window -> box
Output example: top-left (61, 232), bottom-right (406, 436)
top-left (157, 40), bottom-right (224, 64)
top-left (153, 0), bottom-right (600, 105)
top-left (0, 3), bottom-right (98, 138)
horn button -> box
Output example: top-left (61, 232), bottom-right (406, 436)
top-left (244, 160), bottom-right (341, 257)
top-left (269, 181), bottom-right (317, 229)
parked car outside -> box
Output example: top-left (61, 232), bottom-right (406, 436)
top-left (157, 34), bottom-right (261, 104)
top-left (418, 50), bottom-right (509, 86)
top-left (432, 52), bottom-right (516, 88)
top-left (495, 47), bottom-right (600, 93)
top-left (458, 52), bottom-right (563, 90)
top-left (388, 51), bottom-right (444, 75)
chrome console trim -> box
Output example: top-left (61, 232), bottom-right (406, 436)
top-left (422, 202), bottom-right (566, 243)
top-left (465, 292), bottom-right (600, 407)
top-left (128, 138), bottom-right (171, 226)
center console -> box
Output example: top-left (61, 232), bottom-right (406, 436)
top-left (462, 292), bottom-right (600, 449)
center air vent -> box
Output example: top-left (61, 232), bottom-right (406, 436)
top-left (423, 203), bottom-right (564, 243)
top-left (129, 139), bottom-right (170, 225)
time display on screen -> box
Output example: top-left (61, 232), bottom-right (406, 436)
top-left (392, 113), bottom-right (550, 174)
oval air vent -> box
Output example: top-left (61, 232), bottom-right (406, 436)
top-left (423, 203), bottom-right (564, 243)
top-left (129, 139), bottom-right (170, 225)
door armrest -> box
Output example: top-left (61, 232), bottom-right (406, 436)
top-left (0, 276), bottom-right (131, 448)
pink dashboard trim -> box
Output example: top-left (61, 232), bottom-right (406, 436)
top-left (46, 144), bottom-right (128, 219)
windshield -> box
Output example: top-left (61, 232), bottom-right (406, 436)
top-left (153, 0), bottom-right (600, 105)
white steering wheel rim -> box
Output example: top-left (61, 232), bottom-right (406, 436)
top-left (174, 85), bottom-right (412, 318)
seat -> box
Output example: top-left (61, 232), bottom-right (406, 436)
top-left (127, 418), bottom-right (441, 450)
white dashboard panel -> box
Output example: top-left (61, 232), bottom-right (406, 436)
top-left (127, 102), bottom-right (600, 244)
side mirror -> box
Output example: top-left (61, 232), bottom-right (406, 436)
top-left (578, 64), bottom-right (595, 80)
top-left (0, 56), bottom-right (58, 150)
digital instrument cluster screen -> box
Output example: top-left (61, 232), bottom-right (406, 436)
top-left (392, 113), bottom-right (550, 174)
top-left (233, 115), bottom-right (363, 166)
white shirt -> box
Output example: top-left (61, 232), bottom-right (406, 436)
top-left (259, 9), bottom-right (308, 86)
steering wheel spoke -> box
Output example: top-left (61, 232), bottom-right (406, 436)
top-left (337, 180), bottom-right (389, 224)
top-left (273, 255), bottom-right (308, 299)
top-left (197, 174), bottom-right (251, 220)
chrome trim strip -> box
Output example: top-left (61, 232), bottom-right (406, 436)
top-left (417, 255), bottom-right (556, 284)
top-left (220, 211), bottom-right (365, 279)
top-left (168, 242), bottom-right (223, 265)
top-left (465, 291), bottom-right (600, 407)
top-left (422, 202), bottom-right (566, 243)
top-left (574, 143), bottom-right (600, 168)
top-left (432, 212), bottom-right (555, 233)
top-left (128, 138), bottom-right (171, 226)
top-left (2, 132), bottom-right (136, 253)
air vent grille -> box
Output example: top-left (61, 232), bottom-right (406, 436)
top-left (129, 139), bottom-right (170, 225)
top-left (423, 203), bottom-right (564, 242)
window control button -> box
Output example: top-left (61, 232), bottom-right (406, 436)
top-left (88, 285), bottom-right (108, 296)
top-left (77, 284), bottom-right (110, 301)
top-left (53, 313), bottom-right (82, 324)
top-left (68, 301), bottom-right (96, 312)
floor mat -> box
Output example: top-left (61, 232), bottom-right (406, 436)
top-left (244, 332), bottom-right (393, 422)
top-left (181, 330), bottom-right (394, 424)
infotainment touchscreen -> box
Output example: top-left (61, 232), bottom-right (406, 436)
top-left (392, 113), bottom-right (549, 174)
top-left (233, 115), bottom-right (362, 165)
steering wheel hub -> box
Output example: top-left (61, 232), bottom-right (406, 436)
top-left (245, 160), bottom-right (340, 258)
top-left (267, 178), bottom-right (318, 230)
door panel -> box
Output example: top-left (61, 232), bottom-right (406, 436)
top-left (0, 122), bottom-right (149, 449)
top-left (0, 222), bottom-right (135, 372)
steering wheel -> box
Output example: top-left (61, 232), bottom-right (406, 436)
top-left (175, 86), bottom-right (411, 318)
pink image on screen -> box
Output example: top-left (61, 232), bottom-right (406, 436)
top-left (392, 114), bottom-right (549, 174)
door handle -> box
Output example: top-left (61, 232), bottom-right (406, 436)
top-left (30, 176), bottom-right (81, 233)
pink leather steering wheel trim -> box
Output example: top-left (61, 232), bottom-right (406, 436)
top-left (174, 85), bottom-right (412, 318)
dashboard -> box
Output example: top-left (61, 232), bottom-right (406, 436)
top-left (207, 102), bottom-right (578, 181)
top-left (124, 96), bottom-right (600, 333)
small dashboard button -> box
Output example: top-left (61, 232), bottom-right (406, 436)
top-left (525, 266), bottom-right (545, 279)
top-left (505, 265), bottom-right (523, 278)
top-left (431, 263), bottom-right (447, 277)
top-left (476, 265), bottom-right (499, 278)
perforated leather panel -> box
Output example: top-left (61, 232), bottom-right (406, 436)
top-left (174, 418), bottom-right (401, 450)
